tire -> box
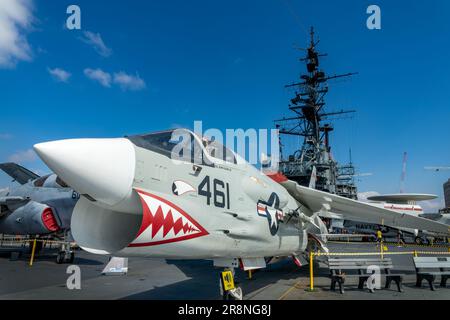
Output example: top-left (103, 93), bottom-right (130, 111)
top-left (68, 252), bottom-right (75, 264)
top-left (415, 237), bottom-right (423, 245)
top-left (56, 252), bottom-right (64, 264)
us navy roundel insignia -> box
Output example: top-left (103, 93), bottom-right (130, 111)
top-left (257, 192), bottom-right (284, 236)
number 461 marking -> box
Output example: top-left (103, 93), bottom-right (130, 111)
top-left (198, 176), bottom-right (230, 209)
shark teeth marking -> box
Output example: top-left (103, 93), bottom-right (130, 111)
top-left (129, 189), bottom-right (208, 247)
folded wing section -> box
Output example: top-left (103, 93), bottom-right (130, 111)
top-left (0, 163), bottom-right (40, 185)
top-left (279, 179), bottom-right (450, 235)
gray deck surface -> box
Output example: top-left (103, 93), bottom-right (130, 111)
top-left (0, 241), bottom-right (448, 300)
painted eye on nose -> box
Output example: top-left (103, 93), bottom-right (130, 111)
top-left (172, 180), bottom-right (196, 196)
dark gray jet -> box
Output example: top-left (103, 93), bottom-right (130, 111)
top-left (0, 163), bottom-right (79, 263)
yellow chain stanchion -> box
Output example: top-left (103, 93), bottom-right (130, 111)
top-left (306, 251), bottom-right (315, 292)
top-left (295, 247), bottom-right (449, 294)
top-left (315, 251), bottom-right (450, 257)
top-left (29, 239), bottom-right (37, 267)
top-left (328, 240), bottom-right (450, 249)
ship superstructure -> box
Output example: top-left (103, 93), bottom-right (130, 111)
top-left (275, 27), bottom-right (358, 199)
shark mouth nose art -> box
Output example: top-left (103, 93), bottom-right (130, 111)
top-left (129, 189), bottom-right (208, 247)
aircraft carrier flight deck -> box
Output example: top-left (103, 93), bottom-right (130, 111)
top-left (1, 241), bottom-right (448, 300)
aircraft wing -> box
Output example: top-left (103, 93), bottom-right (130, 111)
top-left (0, 197), bottom-right (30, 217)
top-left (419, 213), bottom-right (443, 220)
top-left (279, 179), bottom-right (450, 235)
top-left (0, 162), bottom-right (40, 185)
top-left (0, 196), bottom-right (30, 206)
top-left (318, 211), bottom-right (343, 219)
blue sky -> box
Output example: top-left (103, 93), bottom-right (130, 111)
top-left (0, 0), bottom-right (449, 210)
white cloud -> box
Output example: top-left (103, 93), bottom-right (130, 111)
top-left (7, 148), bottom-right (37, 164)
top-left (84, 68), bottom-right (112, 87)
top-left (80, 31), bottom-right (112, 57)
top-left (113, 71), bottom-right (146, 91)
top-left (0, 0), bottom-right (34, 68)
top-left (420, 199), bottom-right (445, 213)
top-left (48, 67), bottom-right (71, 82)
top-left (83, 68), bottom-right (147, 91)
top-left (357, 191), bottom-right (380, 202)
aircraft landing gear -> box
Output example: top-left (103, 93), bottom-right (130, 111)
top-left (220, 268), bottom-right (243, 300)
top-left (414, 236), bottom-right (430, 245)
top-left (56, 243), bottom-right (74, 264)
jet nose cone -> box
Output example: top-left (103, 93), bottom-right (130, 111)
top-left (34, 138), bottom-right (136, 206)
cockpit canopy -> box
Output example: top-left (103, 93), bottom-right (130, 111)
top-left (33, 174), bottom-right (69, 188)
top-left (127, 129), bottom-right (237, 165)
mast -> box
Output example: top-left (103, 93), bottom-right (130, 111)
top-left (275, 27), bottom-right (358, 199)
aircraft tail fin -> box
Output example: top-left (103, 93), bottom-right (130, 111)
top-left (0, 162), bottom-right (40, 185)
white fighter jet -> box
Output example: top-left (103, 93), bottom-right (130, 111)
top-left (33, 129), bottom-right (450, 294)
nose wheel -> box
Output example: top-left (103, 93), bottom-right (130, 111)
top-left (220, 268), bottom-right (243, 300)
top-left (56, 243), bottom-right (74, 264)
top-left (56, 251), bottom-right (74, 264)
top-left (414, 236), bottom-right (430, 245)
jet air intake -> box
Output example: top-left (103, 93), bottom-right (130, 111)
top-left (0, 201), bottom-right (60, 234)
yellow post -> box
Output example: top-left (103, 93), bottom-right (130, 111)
top-left (248, 269), bottom-right (252, 280)
top-left (413, 250), bottom-right (418, 257)
top-left (29, 239), bottom-right (37, 266)
top-left (309, 252), bottom-right (314, 291)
